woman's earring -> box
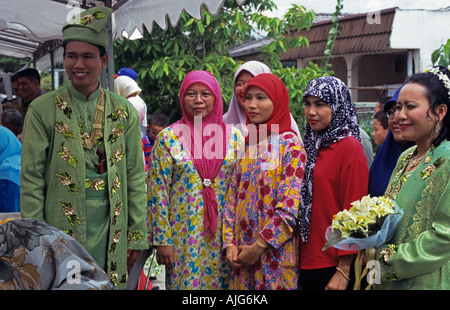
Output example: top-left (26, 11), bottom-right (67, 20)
top-left (434, 115), bottom-right (441, 134)
top-left (435, 123), bottom-right (441, 134)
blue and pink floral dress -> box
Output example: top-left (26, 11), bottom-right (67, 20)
top-left (148, 126), bottom-right (243, 290)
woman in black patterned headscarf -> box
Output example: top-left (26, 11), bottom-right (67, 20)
top-left (297, 76), bottom-right (369, 290)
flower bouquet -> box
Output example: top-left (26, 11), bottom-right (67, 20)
top-left (322, 195), bottom-right (403, 289)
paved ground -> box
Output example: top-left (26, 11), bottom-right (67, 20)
top-left (150, 266), bottom-right (166, 290)
top-left (141, 253), bottom-right (166, 290)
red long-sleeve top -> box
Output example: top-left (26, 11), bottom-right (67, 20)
top-left (300, 136), bottom-right (369, 269)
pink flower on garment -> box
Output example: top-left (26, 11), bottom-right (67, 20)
top-left (186, 195), bottom-right (196, 203)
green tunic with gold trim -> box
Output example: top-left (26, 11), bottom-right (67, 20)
top-left (376, 140), bottom-right (450, 290)
top-left (20, 83), bottom-right (148, 289)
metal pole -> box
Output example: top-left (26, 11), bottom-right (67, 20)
top-left (107, 18), bottom-right (115, 92)
top-left (50, 50), bottom-right (55, 90)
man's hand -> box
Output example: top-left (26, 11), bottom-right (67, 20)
top-left (156, 245), bottom-right (174, 267)
top-left (127, 249), bottom-right (141, 271)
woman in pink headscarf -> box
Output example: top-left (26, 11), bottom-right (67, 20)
top-left (147, 70), bottom-right (244, 290)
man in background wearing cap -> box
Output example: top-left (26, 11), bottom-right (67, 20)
top-left (20, 6), bottom-right (148, 289)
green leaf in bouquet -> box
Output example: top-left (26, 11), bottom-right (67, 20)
top-left (322, 229), bottom-right (343, 251)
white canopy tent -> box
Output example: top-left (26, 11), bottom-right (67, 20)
top-left (0, 0), bottom-right (246, 94)
top-left (114, 0), bottom-right (246, 39)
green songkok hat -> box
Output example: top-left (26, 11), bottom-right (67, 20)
top-left (62, 6), bottom-right (113, 49)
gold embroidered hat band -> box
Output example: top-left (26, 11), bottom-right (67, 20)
top-left (62, 6), bottom-right (113, 49)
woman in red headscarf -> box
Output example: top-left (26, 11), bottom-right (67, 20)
top-left (148, 70), bottom-right (244, 290)
top-left (223, 73), bottom-right (306, 290)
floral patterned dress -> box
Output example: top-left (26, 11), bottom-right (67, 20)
top-left (148, 126), bottom-right (243, 290)
top-left (223, 132), bottom-right (306, 290)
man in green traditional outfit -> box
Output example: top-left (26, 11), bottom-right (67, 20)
top-left (20, 6), bottom-right (148, 289)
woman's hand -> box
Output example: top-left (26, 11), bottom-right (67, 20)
top-left (156, 245), bottom-right (174, 267)
top-left (225, 245), bottom-right (242, 270)
top-left (237, 238), bottom-right (268, 267)
top-left (325, 269), bottom-right (350, 290)
top-left (325, 255), bottom-right (354, 290)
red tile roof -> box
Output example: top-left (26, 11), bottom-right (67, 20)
top-left (281, 7), bottom-right (397, 60)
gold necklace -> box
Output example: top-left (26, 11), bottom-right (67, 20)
top-left (81, 89), bottom-right (105, 150)
top-left (405, 154), bottom-right (425, 172)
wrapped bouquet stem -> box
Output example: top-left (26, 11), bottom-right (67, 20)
top-left (322, 195), bottom-right (403, 290)
top-left (353, 248), bottom-right (376, 290)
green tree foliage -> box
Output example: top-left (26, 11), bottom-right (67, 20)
top-left (0, 56), bottom-right (28, 73)
top-left (256, 4), bottom-right (332, 133)
top-left (431, 39), bottom-right (450, 67)
top-left (321, 0), bottom-right (343, 68)
top-left (114, 0), bottom-right (333, 132)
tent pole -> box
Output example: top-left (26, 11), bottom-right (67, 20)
top-left (50, 50), bottom-right (55, 90)
top-left (107, 19), bottom-right (115, 92)
top-left (104, 0), bottom-right (115, 92)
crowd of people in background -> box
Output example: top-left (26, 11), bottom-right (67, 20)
top-left (0, 6), bottom-right (449, 291)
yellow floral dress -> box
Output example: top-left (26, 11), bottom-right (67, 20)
top-left (148, 126), bottom-right (243, 290)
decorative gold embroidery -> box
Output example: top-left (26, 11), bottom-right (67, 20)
top-left (110, 229), bottom-right (123, 253)
top-left (380, 244), bottom-right (396, 263)
top-left (59, 202), bottom-right (81, 225)
top-left (85, 178), bottom-right (105, 191)
top-left (420, 164), bottom-right (435, 180)
top-left (58, 143), bottom-right (80, 169)
top-left (391, 150), bottom-right (446, 246)
top-left (79, 10), bottom-right (106, 26)
top-left (55, 94), bottom-right (67, 109)
top-left (80, 13), bottom-right (95, 25)
top-left (420, 157), bottom-right (445, 179)
top-left (111, 174), bottom-right (120, 197)
top-left (56, 172), bottom-right (80, 194)
top-left (111, 145), bottom-right (125, 165)
top-left (128, 231), bottom-right (144, 243)
top-left (55, 120), bottom-right (77, 140)
top-left (385, 151), bottom-right (413, 199)
top-left (54, 121), bottom-right (68, 133)
top-left (108, 107), bottom-right (128, 121)
top-left (109, 262), bottom-right (118, 287)
top-left (79, 123), bottom-right (91, 149)
top-left (55, 94), bottom-right (73, 119)
top-left (108, 124), bottom-right (125, 143)
top-left (112, 202), bottom-right (122, 225)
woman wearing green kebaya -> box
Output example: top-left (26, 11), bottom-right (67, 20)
top-left (376, 66), bottom-right (450, 290)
